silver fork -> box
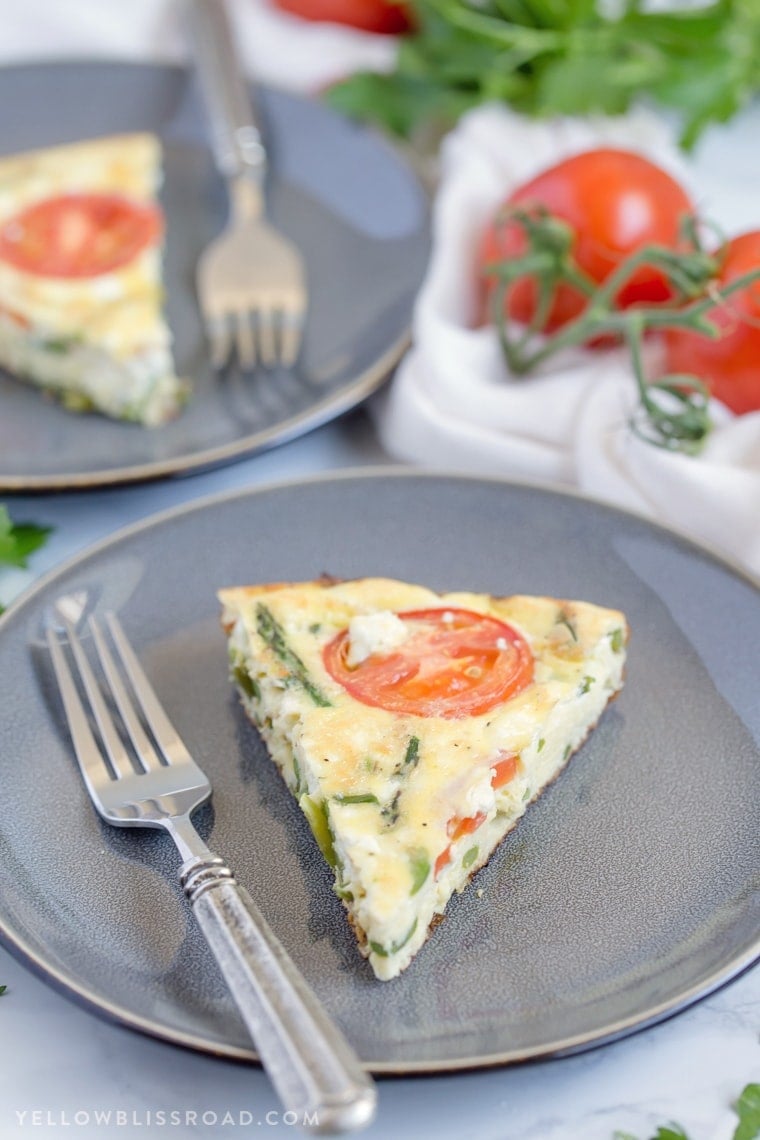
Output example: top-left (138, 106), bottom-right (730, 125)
top-left (186, 0), bottom-right (307, 371)
top-left (45, 605), bottom-right (375, 1135)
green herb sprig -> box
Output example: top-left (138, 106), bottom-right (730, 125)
top-left (614, 1127), bottom-right (689, 1140)
top-left (613, 1081), bottom-right (760, 1140)
top-left (326, 0), bottom-right (760, 152)
top-left (0, 505), bottom-right (52, 615)
top-left (733, 1083), bottom-right (760, 1140)
top-left (0, 505), bottom-right (50, 570)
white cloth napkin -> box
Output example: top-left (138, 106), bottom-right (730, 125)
top-left (374, 105), bottom-right (760, 578)
top-left (0, 0), bottom-right (397, 93)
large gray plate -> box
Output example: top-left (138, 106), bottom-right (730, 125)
top-left (1, 471), bottom-right (759, 1071)
top-left (0, 63), bottom-right (429, 491)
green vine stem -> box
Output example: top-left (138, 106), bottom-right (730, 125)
top-left (626, 316), bottom-right (712, 454)
top-left (486, 209), bottom-right (760, 454)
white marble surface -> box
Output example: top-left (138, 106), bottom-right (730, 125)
top-left (1, 4), bottom-right (759, 1137)
top-left (2, 409), bottom-right (760, 1140)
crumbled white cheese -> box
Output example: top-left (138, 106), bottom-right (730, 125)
top-left (345, 611), bottom-right (409, 667)
top-left (339, 829), bottom-right (382, 857)
top-left (88, 275), bottom-right (126, 301)
top-left (229, 617), bottom-right (248, 656)
top-left (463, 771), bottom-right (495, 819)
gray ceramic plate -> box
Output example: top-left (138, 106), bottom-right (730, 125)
top-left (2, 470), bottom-right (759, 1072)
top-left (0, 63), bottom-right (429, 491)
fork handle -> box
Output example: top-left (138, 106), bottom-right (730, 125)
top-left (180, 854), bottom-right (376, 1134)
top-left (185, 0), bottom-right (267, 182)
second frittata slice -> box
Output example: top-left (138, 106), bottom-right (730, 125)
top-left (0, 133), bottom-right (186, 425)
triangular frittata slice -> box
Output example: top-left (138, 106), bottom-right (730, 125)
top-left (220, 577), bottom-right (628, 980)
top-left (0, 133), bottom-right (186, 425)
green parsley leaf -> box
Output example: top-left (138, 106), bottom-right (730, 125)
top-left (611, 1080), bottom-right (760, 1140)
top-left (0, 505), bottom-right (51, 569)
top-left (326, 0), bottom-right (760, 151)
top-left (0, 984), bottom-right (6, 995)
top-left (613, 1127), bottom-right (690, 1140)
top-left (734, 1083), bottom-right (760, 1140)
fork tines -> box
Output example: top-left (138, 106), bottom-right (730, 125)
top-left (195, 205), bottom-right (308, 376)
top-left (46, 612), bottom-right (192, 786)
top-left (203, 303), bottom-right (304, 374)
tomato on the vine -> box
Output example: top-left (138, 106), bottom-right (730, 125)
top-left (0, 193), bottom-right (162, 279)
top-left (478, 149), bottom-right (694, 333)
top-left (271, 0), bottom-right (413, 34)
top-left (323, 608), bottom-right (534, 719)
top-left (663, 231), bottom-right (760, 415)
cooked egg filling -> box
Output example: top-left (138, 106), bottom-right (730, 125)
top-left (221, 578), bottom-right (628, 981)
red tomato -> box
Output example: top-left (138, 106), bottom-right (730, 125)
top-left (272, 0), bottom-right (412, 34)
top-left (323, 608), bottom-right (534, 719)
top-left (434, 812), bottom-right (488, 878)
top-left (490, 750), bottom-right (520, 789)
top-left (434, 847), bottom-right (452, 878)
top-left (0, 304), bottom-right (30, 329)
top-left (662, 231), bottom-right (760, 415)
top-left (478, 149), bottom-right (694, 332)
top-left (0, 193), bottom-right (162, 279)
top-left (448, 812), bottom-right (487, 841)
top-left (434, 754), bottom-right (520, 876)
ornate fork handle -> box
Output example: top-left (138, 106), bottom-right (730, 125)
top-left (185, 0), bottom-right (267, 182)
top-left (46, 609), bottom-right (362, 1128)
top-left (181, 853), bottom-right (376, 1134)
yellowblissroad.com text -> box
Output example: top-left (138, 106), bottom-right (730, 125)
top-left (12, 1109), bottom-right (318, 1129)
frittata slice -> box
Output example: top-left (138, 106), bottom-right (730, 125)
top-left (0, 133), bottom-right (186, 425)
top-left (219, 577), bottom-right (628, 980)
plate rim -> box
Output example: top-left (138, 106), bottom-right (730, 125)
top-left (0, 59), bottom-right (424, 493)
top-left (1, 466), bottom-right (759, 1073)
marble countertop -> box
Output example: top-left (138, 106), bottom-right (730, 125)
top-left (1, 410), bottom-right (759, 1140)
